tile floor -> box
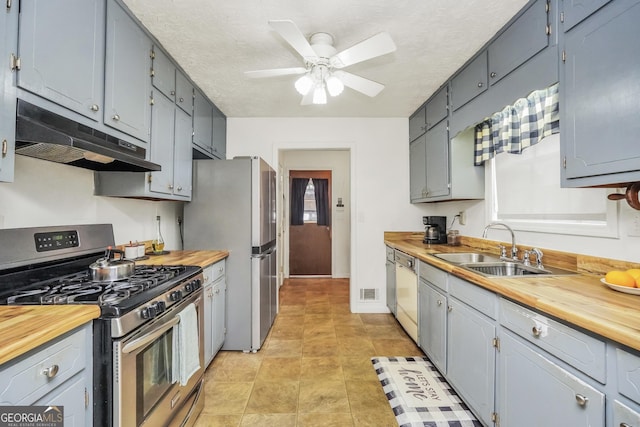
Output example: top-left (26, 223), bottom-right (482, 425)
top-left (194, 277), bottom-right (424, 427)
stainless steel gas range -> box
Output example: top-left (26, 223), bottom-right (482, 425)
top-left (0, 224), bottom-right (205, 427)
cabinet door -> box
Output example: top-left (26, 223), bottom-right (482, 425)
top-left (424, 120), bottom-right (450, 199)
top-left (149, 92), bottom-right (174, 195)
top-left (497, 332), bottom-right (605, 427)
top-left (173, 107), bottom-right (193, 199)
top-left (561, 0), bottom-right (640, 185)
top-left (562, 0), bottom-right (611, 31)
top-left (151, 47), bottom-right (175, 101)
top-left (409, 135), bottom-right (427, 202)
top-left (488, 0), bottom-right (549, 85)
top-left (212, 279), bottom-right (226, 355)
top-left (34, 374), bottom-right (89, 427)
top-left (18, 0), bottom-right (104, 121)
top-left (450, 52), bottom-right (487, 111)
top-left (425, 86), bottom-right (448, 130)
top-left (104, 0), bottom-right (151, 144)
top-left (0, 1), bottom-right (17, 182)
top-left (175, 71), bottom-right (193, 115)
top-left (447, 297), bottom-right (495, 426)
top-left (419, 280), bottom-right (447, 374)
top-left (409, 105), bottom-right (427, 142)
top-left (212, 104), bottom-right (226, 159)
top-left (203, 282), bottom-right (213, 366)
top-left (386, 261), bottom-right (396, 315)
top-left (193, 88), bottom-right (213, 152)
top-left (613, 400), bottom-right (640, 427)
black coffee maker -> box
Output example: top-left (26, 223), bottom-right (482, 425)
top-left (423, 216), bottom-right (447, 244)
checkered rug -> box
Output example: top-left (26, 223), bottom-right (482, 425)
top-left (371, 357), bottom-right (481, 427)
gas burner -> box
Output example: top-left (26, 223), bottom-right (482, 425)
top-left (99, 289), bottom-right (131, 305)
top-left (7, 287), bottom-right (51, 304)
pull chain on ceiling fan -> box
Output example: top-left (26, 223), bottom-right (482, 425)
top-left (245, 20), bottom-right (397, 105)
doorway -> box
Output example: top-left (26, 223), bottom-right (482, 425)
top-left (289, 170), bottom-right (332, 276)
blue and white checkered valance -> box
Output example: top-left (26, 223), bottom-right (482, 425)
top-left (474, 83), bottom-right (559, 165)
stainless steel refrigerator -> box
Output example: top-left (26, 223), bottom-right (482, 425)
top-left (184, 157), bottom-right (277, 352)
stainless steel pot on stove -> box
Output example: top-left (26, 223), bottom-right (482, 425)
top-left (89, 247), bottom-right (135, 281)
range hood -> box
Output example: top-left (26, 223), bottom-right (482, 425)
top-left (15, 100), bottom-right (161, 172)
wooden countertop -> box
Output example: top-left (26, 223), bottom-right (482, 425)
top-left (385, 232), bottom-right (640, 352)
top-left (0, 305), bottom-right (100, 365)
top-left (0, 250), bottom-right (228, 367)
top-left (135, 250), bottom-right (229, 268)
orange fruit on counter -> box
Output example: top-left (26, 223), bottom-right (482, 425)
top-left (605, 270), bottom-right (637, 288)
top-left (626, 268), bottom-right (640, 280)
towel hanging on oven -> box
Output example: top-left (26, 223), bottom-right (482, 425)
top-left (172, 303), bottom-right (201, 386)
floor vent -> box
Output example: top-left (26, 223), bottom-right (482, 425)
top-left (360, 288), bottom-right (378, 301)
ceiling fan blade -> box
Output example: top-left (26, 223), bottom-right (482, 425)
top-left (244, 67), bottom-right (307, 78)
top-left (331, 32), bottom-right (397, 68)
top-left (300, 90), bottom-right (314, 106)
top-left (334, 71), bottom-right (385, 97)
top-left (268, 20), bottom-right (319, 63)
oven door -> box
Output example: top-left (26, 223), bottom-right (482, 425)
top-left (113, 291), bottom-right (204, 427)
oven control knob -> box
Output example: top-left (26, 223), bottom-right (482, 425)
top-left (140, 305), bottom-right (157, 319)
top-left (154, 301), bottom-right (166, 313)
top-left (170, 290), bottom-right (182, 301)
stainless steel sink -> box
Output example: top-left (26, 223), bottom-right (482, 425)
top-left (433, 252), bottom-right (502, 264)
top-left (460, 261), bottom-right (577, 277)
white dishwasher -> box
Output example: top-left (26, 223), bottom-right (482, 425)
top-left (395, 250), bottom-right (418, 342)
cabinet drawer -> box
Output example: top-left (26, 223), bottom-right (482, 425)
top-left (0, 326), bottom-right (87, 405)
top-left (613, 400), bottom-right (640, 427)
top-left (499, 298), bottom-right (605, 382)
top-left (418, 261), bottom-right (447, 292)
top-left (617, 348), bottom-right (640, 405)
top-left (209, 260), bottom-right (226, 283)
top-left (448, 275), bottom-right (496, 319)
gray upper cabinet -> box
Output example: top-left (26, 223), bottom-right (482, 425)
top-left (175, 71), bottom-right (193, 115)
top-left (450, 52), bottom-right (487, 111)
top-left (212, 104), bottom-right (226, 159)
top-left (104, 0), bottom-right (152, 145)
top-left (173, 107), bottom-right (193, 198)
top-left (193, 88), bottom-right (213, 152)
top-left (561, 0), bottom-right (611, 31)
top-left (425, 86), bottom-right (448, 130)
top-left (561, 0), bottom-right (640, 186)
top-left (424, 120), bottom-right (450, 199)
top-left (409, 135), bottom-right (427, 201)
top-left (488, 0), bottom-right (549, 86)
top-left (17, 0), bottom-right (105, 122)
top-left (0, 1), bottom-right (17, 183)
top-left (149, 92), bottom-right (175, 196)
top-left (409, 105), bottom-right (427, 142)
top-left (151, 47), bottom-right (175, 101)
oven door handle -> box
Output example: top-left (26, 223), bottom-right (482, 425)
top-left (121, 317), bottom-right (180, 354)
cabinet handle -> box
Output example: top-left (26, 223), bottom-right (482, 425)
top-left (168, 184), bottom-right (174, 190)
top-left (620, 423), bottom-right (631, 427)
top-left (490, 71), bottom-right (497, 78)
top-left (42, 364), bottom-right (59, 378)
top-left (171, 90), bottom-right (176, 96)
top-left (218, 267), bottom-right (223, 273)
top-left (90, 104), bottom-right (99, 112)
top-left (477, 82), bottom-right (483, 88)
top-left (204, 275), bottom-right (209, 281)
top-left (447, 305), bottom-right (453, 312)
top-left (575, 394), bottom-right (588, 407)
top-left (179, 97), bottom-right (184, 103)
top-left (532, 326), bottom-right (542, 337)
top-left (436, 300), bottom-right (443, 306)
top-left (215, 289), bottom-right (220, 295)
top-left (176, 186), bottom-right (182, 191)
top-left (112, 114), bottom-right (120, 121)
top-left (1, 139), bottom-right (6, 157)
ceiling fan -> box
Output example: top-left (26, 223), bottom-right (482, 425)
top-left (245, 20), bottom-right (397, 105)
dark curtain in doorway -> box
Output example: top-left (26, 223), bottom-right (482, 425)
top-left (313, 178), bottom-right (330, 226)
top-left (290, 178), bottom-right (309, 225)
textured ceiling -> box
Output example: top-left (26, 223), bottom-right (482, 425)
top-left (122, 0), bottom-right (528, 118)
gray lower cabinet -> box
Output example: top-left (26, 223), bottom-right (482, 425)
top-left (561, 0), bottom-right (640, 186)
top-left (418, 279), bottom-right (447, 374)
top-left (385, 246), bottom-right (396, 315)
top-left (0, 324), bottom-right (93, 426)
top-left (104, 0), bottom-right (152, 145)
top-left (447, 296), bottom-right (496, 426)
top-left (613, 400), bottom-right (640, 427)
top-left (0, 1), bottom-right (17, 183)
top-left (497, 331), bottom-right (605, 427)
top-left (17, 0), bottom-right (105, 122)
top-left (203, 260), bottom-right (227, 366)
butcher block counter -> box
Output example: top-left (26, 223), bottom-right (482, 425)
top-left (385, 232), bottom-right (640, 352)
top-left (0, 250), bottom-right (228, 366)
top-left (0, 305), bottom-right (100, 365)
top-left (135, 250), bottom-right (228, 268)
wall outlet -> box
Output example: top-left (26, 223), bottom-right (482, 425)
top-left (459, 210), bottom-right (466, 225)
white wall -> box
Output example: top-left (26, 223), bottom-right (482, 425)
top-left (0, 156), bottom-right (184, 248)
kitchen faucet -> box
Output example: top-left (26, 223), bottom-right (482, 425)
top-left (482, 222), bottom-right (518, 260)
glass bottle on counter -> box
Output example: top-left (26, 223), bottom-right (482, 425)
top-left (152, 215), bottom-right (165, 253)
top-left (447, 229), bottom-right (460, 246)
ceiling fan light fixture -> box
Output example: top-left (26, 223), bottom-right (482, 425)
top-left (294, 74), bottom-right (313, 95)
top-left (312, 85), bottom-right (327, 105)
top-left (326, 75), bottom-right (344, 97)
